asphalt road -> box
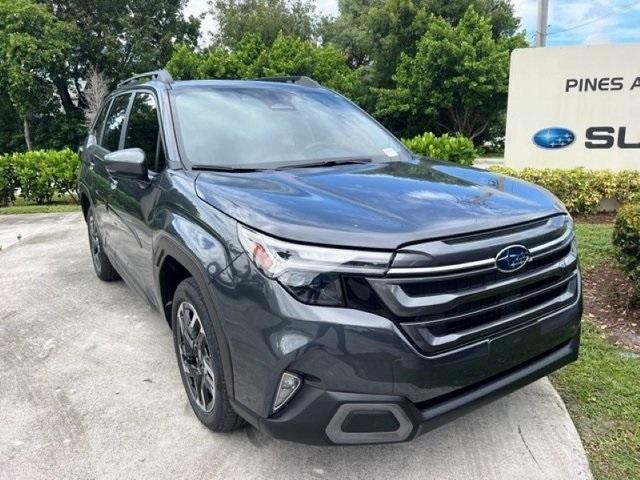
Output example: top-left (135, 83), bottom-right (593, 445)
top-left (0, 213), bottom-right (592, 480)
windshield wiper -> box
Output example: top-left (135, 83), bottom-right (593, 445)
top-left (190, 164), bottom-right (265, 172)
top-left (276, 158), bottom-right (372, 170)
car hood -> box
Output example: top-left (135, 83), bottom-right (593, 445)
top-left (194, 159), bottom-right (565, 250)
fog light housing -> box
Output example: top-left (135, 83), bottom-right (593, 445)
top-left (273, 372), bottom-right (302, 413)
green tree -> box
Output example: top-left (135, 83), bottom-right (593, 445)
top-left (253, 33), bottom-right (356, 95)
top-left (211, 0), bottom-right (318, 48)
top-left (38, 0), bottom-right (200, 105)
top-left (0, 92), bottom-right (24, 154)
top-left (318, 0), bottom-right (380, 69)
top-left (321, 0), bottom-right (521, 88)
top-left (167, 34), bottom-right (266, 80)
top-left (0, 0), bottom-right (199, 152)
top-left (0, 0), bottom-right (75, 150)
top-left (379, 7), bottom-right (525, 140)
top-left (167, 33), bottom-right (357, 97)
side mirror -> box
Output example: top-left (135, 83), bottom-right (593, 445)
top-left (104, 148), bottom-right (147, 177)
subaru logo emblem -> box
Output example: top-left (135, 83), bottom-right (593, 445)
top-left (495, 245), bottom-right (531, 273)
top-left (532, 127), bottom-right (575, 149)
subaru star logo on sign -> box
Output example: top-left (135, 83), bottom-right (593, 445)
top-left (495, 245), bottom-right (531, 273)
top-left (532, 127), bottom-right (575, 149)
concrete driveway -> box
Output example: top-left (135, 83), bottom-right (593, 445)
top-left (0, 213), bottom-right (592, 480)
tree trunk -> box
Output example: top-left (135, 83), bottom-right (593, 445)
top-left (22, 117), bottom-right (32, 151)
top-left (54, 78), bottom-right (79, 115)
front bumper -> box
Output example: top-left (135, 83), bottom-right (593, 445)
top-left (247, 328), bottom-right (580, 445)
top-left (213, 254), bottom-right (582, 445)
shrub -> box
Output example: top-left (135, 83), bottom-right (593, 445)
top-left (0, 154), bottom-right (19, 205)
top-left (13, 151), bottom-right (58, 204)
top-left (613, 201), bottom-right (640, 302)
top-left (490, 167), bottom-right (640, 215)
top-left (0, 148), bottom-right (79, 205)
top-left (402, 132), bottom-right (476, 166)
top-left (49, 148), bottom-right (81, 202)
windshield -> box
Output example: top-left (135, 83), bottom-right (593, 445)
top-left (172, 85), bottom-right (411, 168)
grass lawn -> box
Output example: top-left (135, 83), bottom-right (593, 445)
top-left (0, 196), bottom-right (80, 215)
top-left (550, 221), bottom-right (640, 480)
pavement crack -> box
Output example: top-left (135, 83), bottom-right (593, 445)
top-left (518, 425), bottom-right (545, 474)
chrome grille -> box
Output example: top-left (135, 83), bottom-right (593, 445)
top-left (366, 215), bottom-right (579, 355)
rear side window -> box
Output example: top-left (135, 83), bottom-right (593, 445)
top-left (92, 100), bottom-right (111, 143)
top-left (124, 92), bottom-right (164, 171)
top-left (101, 94), bottom-right (131, 151)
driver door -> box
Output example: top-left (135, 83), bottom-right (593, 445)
top-left (107, 91), bottom-right (166, 300)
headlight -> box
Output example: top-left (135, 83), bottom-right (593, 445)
top-left (565, 214), bottom-right (574, 232)
top-left (237, 224), bottom-right (392, 306)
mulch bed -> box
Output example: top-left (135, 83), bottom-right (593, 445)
top-left (583, 263), bottom-right (640, 352)
top-left (576, 212), bottom-right (640, 351)
top-left (573, 212), bottom-right (617, 224)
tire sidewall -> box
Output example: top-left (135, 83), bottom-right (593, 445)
top-left (87, 208), bottom-right (102, 276)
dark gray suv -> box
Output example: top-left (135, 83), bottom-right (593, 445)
top-left (78, 70), bottom-right (582, 445)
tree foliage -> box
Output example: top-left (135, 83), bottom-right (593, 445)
top-left (377, 7), bottom-right (525, 139)
top-left (0, 0), bottom-right (526, 153)
top-left (167, 32), bottom-right (357, 96)
top-left (402, 132), bottom-right (476, 165)
top-left (0, 0), bottom-right (75, 149)
top-left (0, 0), bottom-right (200, 152)
top-left (39, 0), bottom-right (200, 86)
top-left (321, 0), bottom-right (521, 88)
top-left (211, 0), bottom-right (318, 47)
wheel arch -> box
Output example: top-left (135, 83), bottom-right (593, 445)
top-left (154, 233), bottom-right (236, 399)
top-left (78, 183), bottom-right (92, 221)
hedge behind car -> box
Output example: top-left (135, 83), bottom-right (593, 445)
top-left (613, 201), bottom-right (640, 302)
top-left (0, 154), bottom-right (19, 206)
top-left (490, 167), bottom-right (640, 214)
top-left (402, 132), bottom-right (476, 166)
top-left (0, 149), bottom-right (79, 205)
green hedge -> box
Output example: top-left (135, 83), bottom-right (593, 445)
top-left (0, 155), bottom-right (19, 206)
top-left (613, 201), bottom-right (640, 302)
top-left (490, 167), bottom-right (640, 214)
top-left (0, 149), bottom-right (79, 205)
top-left (402, 132), bottom-right (476, 166)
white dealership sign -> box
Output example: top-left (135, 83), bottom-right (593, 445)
top-left (505, 44), bottom-right (640, 171)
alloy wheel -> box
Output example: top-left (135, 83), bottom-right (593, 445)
top-left (176, 301), bottom-right (216, 412)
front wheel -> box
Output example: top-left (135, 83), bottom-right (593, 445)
top-left (86, 207), bottom-right (120, 281)
top-left (172, 278), bottom-right (244, 432)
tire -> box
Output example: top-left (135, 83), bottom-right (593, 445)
top-left (172, 277), bottom-right (244, 432)
top-left (86, 207), bottom-right (120, 281)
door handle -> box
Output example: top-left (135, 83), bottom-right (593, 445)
top-left (110, 179), bottom-right (118, 190)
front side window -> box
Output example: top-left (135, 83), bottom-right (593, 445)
top-left (124, 92), bottom-right (164, 171)
top-left (172, 86), bottom-right (411, 168)
top-left (101, 94), bottom-right (131, 152)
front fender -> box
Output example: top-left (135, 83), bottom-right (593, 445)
top-left (152, 208), bottom-right (242, 400)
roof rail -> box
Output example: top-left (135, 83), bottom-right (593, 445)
top-left (254, 76), bottom-right (321, 88)
top-left (118, 69), bottom-right (174, 88)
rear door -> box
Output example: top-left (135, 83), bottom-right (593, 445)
top-left (81, 98), bottom-right (111, 230)
top-left (93, 93), bottom-right (132, 255)
top-left (108, 91), bottom-right (166, 298)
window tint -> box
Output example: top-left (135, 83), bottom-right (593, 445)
top-left (92, 100), bottom-right (111, 143)
top-left (124, 93), bottom-right (162, 171)
top-left (101, 94), bottom-right (130, 151)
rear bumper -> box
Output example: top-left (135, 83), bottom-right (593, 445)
top-left (244, 328), bottom-right (580, 445)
